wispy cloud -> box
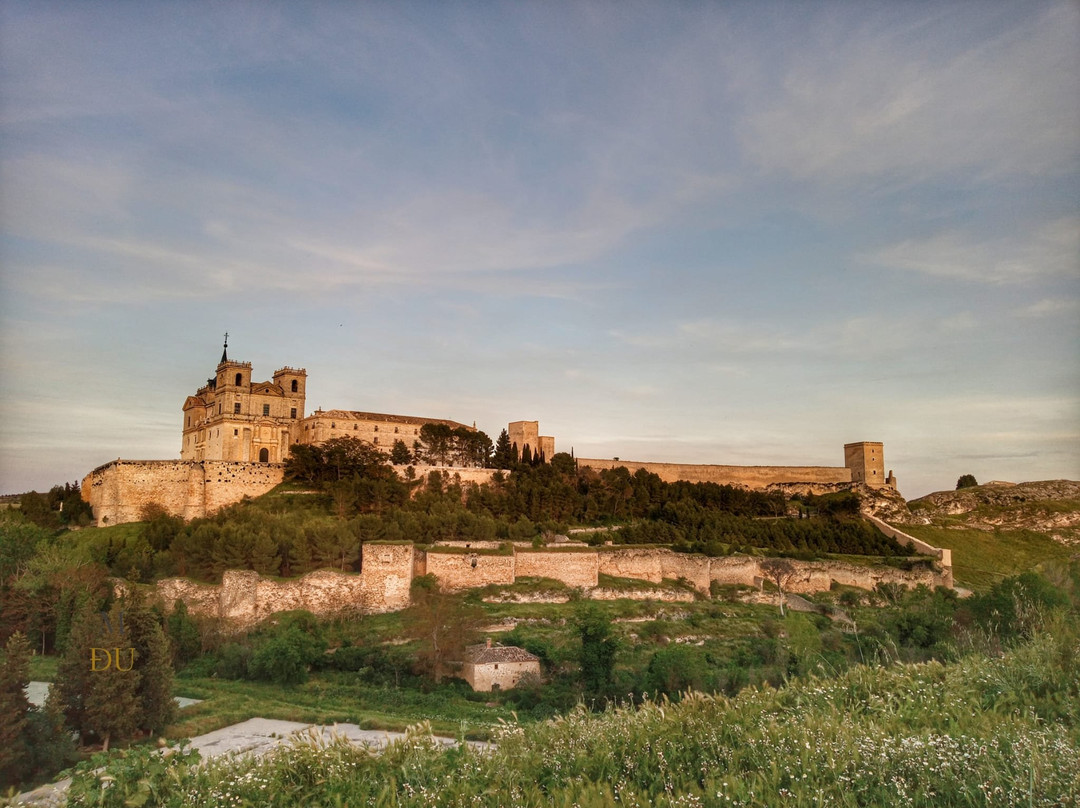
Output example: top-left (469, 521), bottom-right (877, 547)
top-left (739, 3), bottom-right (1080, 183)
top-left (1014, 298), bottom-right (1080, 318)
top-left (858, 217), bottom-right (1080, 284)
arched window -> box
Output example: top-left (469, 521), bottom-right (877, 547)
top-left (291, 380), bottom-right (298, 392)
top-left (235, 373), bottom-right (242, 386)
top-left (259, 448), bottom-right (269, 463)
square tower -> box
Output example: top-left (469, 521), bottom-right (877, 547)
top-left (508, 420), bottom-right (539, 461)
top-left (844, 441), bottom-right (886, 488)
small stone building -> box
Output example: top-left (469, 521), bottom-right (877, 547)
top-left (462, 640), bottom-right (540, 692)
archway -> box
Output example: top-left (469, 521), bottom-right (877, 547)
top-left (259, 448), bottom-right (269, 463)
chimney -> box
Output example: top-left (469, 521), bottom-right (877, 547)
top-left (485, 637), bottom-right (492, 649)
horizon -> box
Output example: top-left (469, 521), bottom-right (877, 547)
top-left (2, 2), bottom-right (1078, 501)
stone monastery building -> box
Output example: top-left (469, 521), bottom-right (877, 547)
top-left (181, 337), bottom-right (475, 465)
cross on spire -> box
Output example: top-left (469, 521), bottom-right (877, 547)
top-left (220, 332), bottom-right (229, 364)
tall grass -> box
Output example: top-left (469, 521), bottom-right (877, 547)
top-left (64, 614), bottom-right (1079, 808)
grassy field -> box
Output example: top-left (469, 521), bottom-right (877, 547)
top-left (64, 615), bottom-right (1080, 808)
top-left (896, 524), bottom-right (1075, 591)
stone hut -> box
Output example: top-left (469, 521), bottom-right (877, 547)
top-left (461, 639), bottom-right (540, 692)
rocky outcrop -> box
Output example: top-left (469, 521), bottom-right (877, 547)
top-left (903, 480), bottom-right (1080, 543)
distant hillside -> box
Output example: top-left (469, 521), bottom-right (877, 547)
top-left (905, 480), bottom-right (1080, 544)
top-left (885, 480), bottom-right (1080, 591)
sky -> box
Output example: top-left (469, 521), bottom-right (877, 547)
top-left (1, 1), bottom-right (1077, 500)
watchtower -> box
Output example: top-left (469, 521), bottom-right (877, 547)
top-left (844, 441), bottom-right (892, 489)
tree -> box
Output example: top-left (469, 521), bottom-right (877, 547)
top-left (165, 600), bottom-right (201, 668)
top-left (404, 575), bottom-right (482, 683)
top-left (956, 474), bottom-right (978, 490)
top-left (390, 439), bottom-right (412, 465)
top-left (124, 593), bottom-right (176, 735)
top-left (759, 557), bottom-right (798, 616)
top-left (576, 603), bottom-right (617, 705)
top-left (492, 429), bottom-right (515, 469)
top-left (0, 632), bottom-right (32, 785)
top-left (55, 603), bottom-right (141, 751)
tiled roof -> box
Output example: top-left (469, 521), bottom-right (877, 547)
top-left (463, 644), bottom-right (539, 665)
top-left (315, 410), bottom-right (473, 430)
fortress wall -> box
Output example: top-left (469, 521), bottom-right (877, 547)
top-left (153, 543), bottom-right (949, 627)
top-left (201, 462), bottom-right (286, 514)
top-left (513, 549), bottom-right (599, 588)
top-left (424, 550), bottom-right (515, 592)
top-left (598, 547), bottom-right (665, 583)
top-left (576, 459), bottom-right (852, 488)
top-left (401, 466), bottom-right (504, 487)
top-left (359, 543), bottom-right (415, 612)
top-left (865, 515), bottom-right (953, 589)
top-left (82, 460), bottom-right (284, 526)
top-left (156, 578), bottom-right (221, 619)
top-left (659, 551), bottom-right (712, 592)
top-left (708, 556), bottom-right (764, 588)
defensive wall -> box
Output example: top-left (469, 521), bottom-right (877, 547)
top-left (82, 460), bottom-right (286, 525)
top-left (576, 459), bottom-right (852, 489)
top-left (153, 530), bottom-right (951, 626)
top-left (82, 460), bottom-right (503, 526)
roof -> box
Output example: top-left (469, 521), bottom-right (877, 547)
top-left (463, 644), bottom-right (539, 665)
top-left (311, 409), bottom-right (473, 430)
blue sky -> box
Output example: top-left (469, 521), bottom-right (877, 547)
top-left (1, 1), bottom-right (1077, 499)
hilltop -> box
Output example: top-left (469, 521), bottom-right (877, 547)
top-left (904, 479), bottom-right (1080, 544)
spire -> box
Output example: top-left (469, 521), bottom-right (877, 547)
top-left (220, 332), bottom-right (229, 364)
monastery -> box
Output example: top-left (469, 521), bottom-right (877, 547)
top-left (83, 340), bottom-right (896, 526)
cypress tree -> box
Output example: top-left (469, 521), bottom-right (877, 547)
top-left (0, 632), bottom-right (32, 786)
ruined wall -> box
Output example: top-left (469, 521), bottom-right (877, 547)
top-left (864, 515), bottom-right (953, 588)
top-left (82, 460), bottom-right (285, 526)
top-left (513, 549), bottom-right (599, 588)
top-left (359, 543), bottom-right (415, 612)
top-left (424, 550), bottom-right (515, 592)
top-left (598, 547), bottom-right (665, 583)
top-left (577, 459), bottom-right (852, 489)
top-left (153, 522), bottom-right (952, 625)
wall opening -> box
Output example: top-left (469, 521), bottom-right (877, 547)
top-left (235, 372), bottom-right (242, 386)
top-left (259, 448), bottom-right (269, 463)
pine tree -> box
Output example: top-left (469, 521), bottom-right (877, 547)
top-left (125, 593), bottom-right (176, 735)
top-left (0, 632), bottom-right (32, 786)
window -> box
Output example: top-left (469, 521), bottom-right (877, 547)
top-left (373, 437), bottom-right (379, 445)
top-left (186, 416), bottom-right (190, 427)
top-left (331, 422), bottom-right (336, 429)
top-left (235, 373), bottom-right (242, 386)
top-left (263, 404), bottom-right (270, 416)
top-left (394, 427), bottom-right (399, 434)
top-left (218, 404), bottom-right (222, 414)
top-left (234, 429), bottom-right (238, 436)
top-left (290, 408), bottom-right (297, 419)
top-left (374, 426), bottom-right (379, 432)
top-left (291, 380), bottom-right (298, 392)
top-left (494, 664), bottom-right (499, 670)
top-left (234, 402), bottom-right (241, 414)
top-left (353, 424), bottom-right (358, 431)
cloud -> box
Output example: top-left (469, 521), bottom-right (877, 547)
top-left (1014, 298), bottom-right (1080, 318)
top-left (738, 3), bottom-right (1080, 183)
top-left (858, 217), bottom-right (1080, 284)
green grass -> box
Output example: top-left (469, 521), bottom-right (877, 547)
top-left (28, 653), bottom-right (58, 681)
top-left (167, 674), bottom-right (514, 741)
top-left (895, 523), bottom-right (1074, 591)
top-left (65, 615), bottom-right (1080, 808)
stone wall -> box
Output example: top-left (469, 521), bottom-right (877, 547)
top-left (513, 549), bottom-right (599, 588)
top-left (424, 549), bottom-right (515, 592)
top-left (153, 521), bottom-right (953, 625)
top-left (577, 459), bottom-right (852, 489)
top-left (82, 460), bottom-right (285, 526)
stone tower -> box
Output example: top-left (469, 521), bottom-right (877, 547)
top-left (843, 441), bottom-right (894, 489)
top-left (181, 337), bottom-right (306, 463)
